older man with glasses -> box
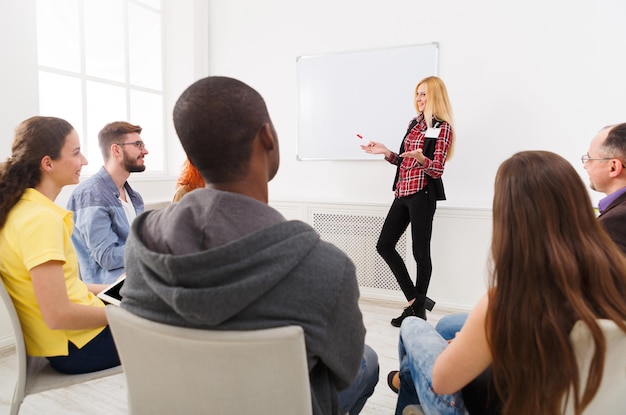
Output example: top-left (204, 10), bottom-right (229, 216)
top-left (582, 122), bottom-right (626, 253)
top-left (68, 121), bottom-right (149, 284)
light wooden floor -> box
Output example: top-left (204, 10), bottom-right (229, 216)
top-left (0, 297), bottom-right (451, 415)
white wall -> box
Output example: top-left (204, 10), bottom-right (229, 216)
top-left (0, 1), bottom-right (39, 146)
top-left (206, 0), bottom-right (626, 210)
top-left (0, 0), bottom-right (40, 350)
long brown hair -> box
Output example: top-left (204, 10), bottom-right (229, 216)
top-left (0, 116), bottom-right (74, 228)
top-left (488, 151), bottom-right (626, 415)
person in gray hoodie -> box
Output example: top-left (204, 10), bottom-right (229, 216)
top-left (120, 76), bottom-right (379, 415)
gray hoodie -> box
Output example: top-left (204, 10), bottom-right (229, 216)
top-left (121, 189), bottom-right (366, 415)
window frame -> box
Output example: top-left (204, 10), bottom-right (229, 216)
top-left (36, 0), bottom-right (171, 175)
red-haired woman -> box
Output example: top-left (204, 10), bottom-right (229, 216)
top-left (173, 158), bottom-right (205, 202)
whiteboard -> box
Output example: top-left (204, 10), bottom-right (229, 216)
top-left (297, 43), bottom-right (438, 160)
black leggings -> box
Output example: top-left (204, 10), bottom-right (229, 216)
top-left (376, 189), bottom-right (436, 304)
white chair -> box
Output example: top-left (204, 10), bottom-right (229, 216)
top-left (105, 305), bottom-right (313, 415)
top-left (0, 280), bottom-right (122, 415)
top-left (563, 319), bottom-right (626, 414)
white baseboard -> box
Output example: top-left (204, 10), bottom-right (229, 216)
top-left (359, 286), bottom-right (473, 313)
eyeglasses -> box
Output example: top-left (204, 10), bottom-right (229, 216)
top-left (580, 153), bottom-right (614, 164)
top-left (116, 140), bottom-right (145, 149)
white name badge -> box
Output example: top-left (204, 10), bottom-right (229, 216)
top-left (425, 127), bottom-right (441, 138)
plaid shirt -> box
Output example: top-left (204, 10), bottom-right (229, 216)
top-left (386, 116), bottom-right (453, 198)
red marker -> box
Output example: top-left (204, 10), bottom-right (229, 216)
top-left (357, 133), bottom-right (372, 146)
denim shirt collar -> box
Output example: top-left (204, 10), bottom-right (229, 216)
top-left (95, 166), bottom-right (138, 201)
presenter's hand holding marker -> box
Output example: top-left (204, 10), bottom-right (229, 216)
top-left (358, 134), bottom-right (391, 158)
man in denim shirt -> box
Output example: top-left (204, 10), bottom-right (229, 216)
top-left (67, 121), bottom-right (148, 284)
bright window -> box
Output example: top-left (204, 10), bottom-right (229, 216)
top-left (36, 0), bottom-right (164, 173)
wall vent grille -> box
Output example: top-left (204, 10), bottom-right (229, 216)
top-left (312, 212), bottom-right (405, 291)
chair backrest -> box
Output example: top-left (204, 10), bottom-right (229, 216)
top-left (0, 280), bottom-right (122, 415)
top-left (0, 278), bottom-right (29, 413)
top-left (106, 306), bottom-right (313, 415)
top-left (563, 319), bottom-right (626, 414)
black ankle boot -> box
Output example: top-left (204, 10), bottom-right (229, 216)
top-left (390, 306), bottom-right (415, 327)
top-left (424, 296), bottom-right (435, 311)
top-left (412, 304), bottom-right (427, 320)
top-left (411, 294), bottom-right (428, 321)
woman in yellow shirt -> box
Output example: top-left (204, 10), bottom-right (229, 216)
top-left (0, 116), bottom-right (120, 374)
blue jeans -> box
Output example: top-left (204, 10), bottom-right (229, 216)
top-left (338, 344), bottom-right (379, 415)
top-left (396, 317), bottom-right (468, 415)
top-left (435, 313), bottom-right (469, 341)
top-left (436, 314), bottom-right (502, 415)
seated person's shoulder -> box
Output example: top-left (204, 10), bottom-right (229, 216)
top-left (69, 177), bottom-right (114, 207)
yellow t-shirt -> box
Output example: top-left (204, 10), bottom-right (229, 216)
top-left (0, 188), bottom-right (105, 356)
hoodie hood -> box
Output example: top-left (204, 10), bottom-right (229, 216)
top-left (124, 213), bottom-right (321, 327)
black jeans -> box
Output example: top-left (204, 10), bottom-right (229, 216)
top-left (376, 189), bottom-right (436, 306)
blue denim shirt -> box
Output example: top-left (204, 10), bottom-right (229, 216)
top-left (67, 167), bottom-right (144, 284)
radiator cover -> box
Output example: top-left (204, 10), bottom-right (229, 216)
top-left (312, 212), bottom-right (405, 291)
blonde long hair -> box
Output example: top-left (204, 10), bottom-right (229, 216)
top-left (414, 76), bottom-right (455, 159)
